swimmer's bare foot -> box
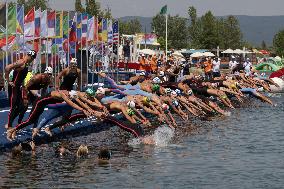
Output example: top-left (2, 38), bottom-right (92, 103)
top-left (32, 128), bottom-right (40, 139)
top-left (7, 128), bottom-right (16, 141)
top-left (44, 127), bottom-right (53, 137)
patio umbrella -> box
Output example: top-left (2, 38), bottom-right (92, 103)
top-left (202, 52), bottom-right (215, 57)
top-left (233, 49), bottom-right (244, 54)
top-left (172, 51), bottom-right (184, 58)
top-left (190, 52), bottom-right (203, 58)
top-left (139, 49), bottom-right (156, 55)
top-left (221, 48), bottom-right (234, 54)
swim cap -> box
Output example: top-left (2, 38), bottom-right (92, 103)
top-left (172, 100), bottom-right (179, 107)
top-left (86, 88), bottom-right (95, 96)
top-left (127, 101), bottom-right (136, 108)
top-left (96, 87), bottom-right (105, 95)
top-left (175, 89), bottom-right (181, 95)
top-left (140, 71), bottom-right (146, 76)
top-left (159, 71), bottom-right (165, 77)
top-left (70, 58), bottom-right (77, 64)
top-left (187, 89), bottom-right (193, 95)
top-left (152, 77), bottom-right (161, 84)
top-left (142, 97), bottom-right (150, 105)
top-left (162, 103), bottom-right (169, 111)
top-left (44, 67), bottom-right (53, 75)
top-left (171, 91), bottom-right (177, 97)
top-left (27, 50), bottom-right (37, 59)
top-left (152, 84), bottom-right (160, 92)
top-left (164, 88), bottom-right (172, 94)
top-left (69, 90), bottom-right (78, 99)
top-left (127, 108), bottom-right (135, 116)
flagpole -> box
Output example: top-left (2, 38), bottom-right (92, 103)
top-left (80, 13), bottom-right (83, 91)
top-left (165, 13), bottom-right (168, 62)
top-left (67, 11), bottom-right (70, 68)
top-left (39, 8), bottom-right (42, 73)
top-left (86, 16), bottom-right (89, 86)
top-left (5, 2), bottom-right (8, 95)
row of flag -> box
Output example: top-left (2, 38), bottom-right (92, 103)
top-left (0, 3), bottom-right (119, 52)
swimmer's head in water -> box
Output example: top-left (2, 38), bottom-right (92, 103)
top-left (127, 108), bottom-right (135, 116)
top-left (142, 97), bottom-right (150, 105)
top-left (172, 100), bottom-right (179, 107)
top-left (162, 103), bottom-right (170, 111)
top-left (152, 77), bottom-right (161, 84)
top-left (159, 71), bottom-right (165, 77)
top-left (187, 89), bottom-right (193, 96)
top-left (96, 87), bottom-right (105, 95)
top-left (76, 145), bottom-right (89, 157)
top-left (85, 88), bottom-right (96, 97)
top-left (175, 89), bottom-right (181, 95)
top-left (127, 101), bottom-right (136, 108)
top-left (140, 71), bottom-right (146, 76)
top-left (164, 88), bottom-right (172, 95)
top-left (152, 84), bottom-right (160, 92)
top-left (69, 90), bottom-right (78, 99)
top-left (98, 148), bottom-right (111, 160)
top-left (171, 91), bottom-right (177, 97)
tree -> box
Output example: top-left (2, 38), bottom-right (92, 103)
top-left (261, 40), bottom-right (267, 49)
top-left (17, 0), bottom-right (49, 13)
top-left (75, 0), bottom-right (85, 13)
top-left (222, 15), bottom-right (243, 49)
top-left (85, 0), bottom-right (101, 17)
top-left (119, 19), bottom-right (142, 35)
top-left (273, 29), bottom-right (284, 56)
top-left (152, 14), bottom-right (188, 49)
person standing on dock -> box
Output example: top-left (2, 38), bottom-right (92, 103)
top-left (4, 50), bottom-right (37, 129)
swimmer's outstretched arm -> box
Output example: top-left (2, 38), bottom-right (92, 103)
top-left (98, 72), bottom-right (125, 90)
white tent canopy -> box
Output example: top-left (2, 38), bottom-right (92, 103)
top-left (190, 52), bottom-right (203, 58)
top-left (138, 49), bottom-right (156, 55)
top-left (221, 49), bottom-right (234, 54)
top-left (202, 52), bottom-right (215, 57)
top-left (233, 49), bottom-right (244, 54)
top-left (172, 51), bottom-right (184, 58)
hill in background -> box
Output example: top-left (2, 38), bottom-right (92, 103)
top-left (119, 15), bottom-right (284, 46)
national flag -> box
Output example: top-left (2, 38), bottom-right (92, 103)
top-left (76, 13), bottom-right (82, 40)
top-left (24, 8), bottom-right (35, 37)
top-left (34, 8), bottom-right (41, 37)
top-left (107, 19), bottom-right (113, 44)
top-left (87, 16), bottom-right (94, 42)
top-left (101, 18), bottom-right (108, 42)
top-left (160, 5), bottom-right (167, 15)
top-left (112, 21), bottom-right (119, 44)
top-left (40, 10), bottom-right (47, 37)
top-left (47, 11), bottom-right (56, 37)
top-left (98, 18), bottom-right (102, 41)
top-left (69, 14), bottom-right (77, 42)
top-left (55, 11), bottom-right (63, 38)
top-left (81, 13), bottom-right (88, 45)
top-left (8, 4), bottom-right (16, 34)
top-left (94, 17), bottom-right (98, 41)
top-left (0, 35), bottom-right (16, 50)
top-left (16, 5), bottom-right (24, 34)
top-left (62, 12), bottom-right (69, 38)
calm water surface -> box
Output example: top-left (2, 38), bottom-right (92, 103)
top-left (0, 95), bottom-right (284, 189)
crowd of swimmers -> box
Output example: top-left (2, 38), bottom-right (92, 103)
top-left (3, 50), bottom-right (280, 149)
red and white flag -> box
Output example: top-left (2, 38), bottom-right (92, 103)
top-left (24, 8), bottom-right (35, 37)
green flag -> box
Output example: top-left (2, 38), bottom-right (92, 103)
top-left (63, 12), bottom-right (69, 37)
top-left (160, 5), bottom-right (167, 15)
top-left (8, 4), bottom-right (16, 34)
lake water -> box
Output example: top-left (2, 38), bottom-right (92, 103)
top-left (0, 94), bottom-right (284, 188)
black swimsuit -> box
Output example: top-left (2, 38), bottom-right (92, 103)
top-left (60, 70), bottom-right (79, 91)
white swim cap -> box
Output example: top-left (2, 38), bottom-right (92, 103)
top-left (44, 67), bottom-right (53, 74)
top-left (69, 90), bottom-right (78, 99)
top-left (152, 77), bottom-right (161, 84)
top-left (162, 103), bottom-right (169, 111)
top-left (171, 91), bottom-right (177, 96)
top-left (159, 71), bottom-right (165, 77)
top-left (165, 88), bottom-right (172, 94)
top-left (96, 87), bottom-right (105, 95)
top-left (127, 101), bottom-right (136, 108)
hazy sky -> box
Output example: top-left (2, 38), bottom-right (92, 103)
top-left (6, 0), bottom-right (284, 17)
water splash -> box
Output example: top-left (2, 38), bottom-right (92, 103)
top-left (128, 126), bottom-right (175, 147)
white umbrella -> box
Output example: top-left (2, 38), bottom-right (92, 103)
top-left (172, 51), bottom-right (184, 58)
top-left (139, 49), bottom-right (156, 55)
top-left (202, 52), bottom-right (215, 57)
top-left (221, 48), bottom-right (234, 54)
top-left (190, 52), bottom-right (203, 58)
top-left (233, 49), bottom-right (244, 54)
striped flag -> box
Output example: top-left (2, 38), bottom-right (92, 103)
top-left (76, 13), bottom-right (82, 40)
top-left (47, 11), bottom-right (56, 37)
top-left (40, 10), bottom-right (47, 37)
top-left (107, 19), bottom-right (113, 44)
top-left (16, 5), bottom-right (24, 34)
top-left (24, 8), bottom-right (35, 37)
top-left (34, 8), bottom-right (41, 37)
top-left (81, 13), bottom-right (88, 46)
top-left (55, 11), bottom-right (63, 38)
top-left (112, 21), bottom-right (119, 44)
top-left (101, 18), bottom-right (107, 42)
top-left (87, 16), bottom-right (94, 41)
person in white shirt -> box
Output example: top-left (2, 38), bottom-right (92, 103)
top-left (243, 58), bottom-right (252, 76)
top-left (212, 57), bottom-right (221, 77)
top-left (229, 56), bottom-right (239, 73)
